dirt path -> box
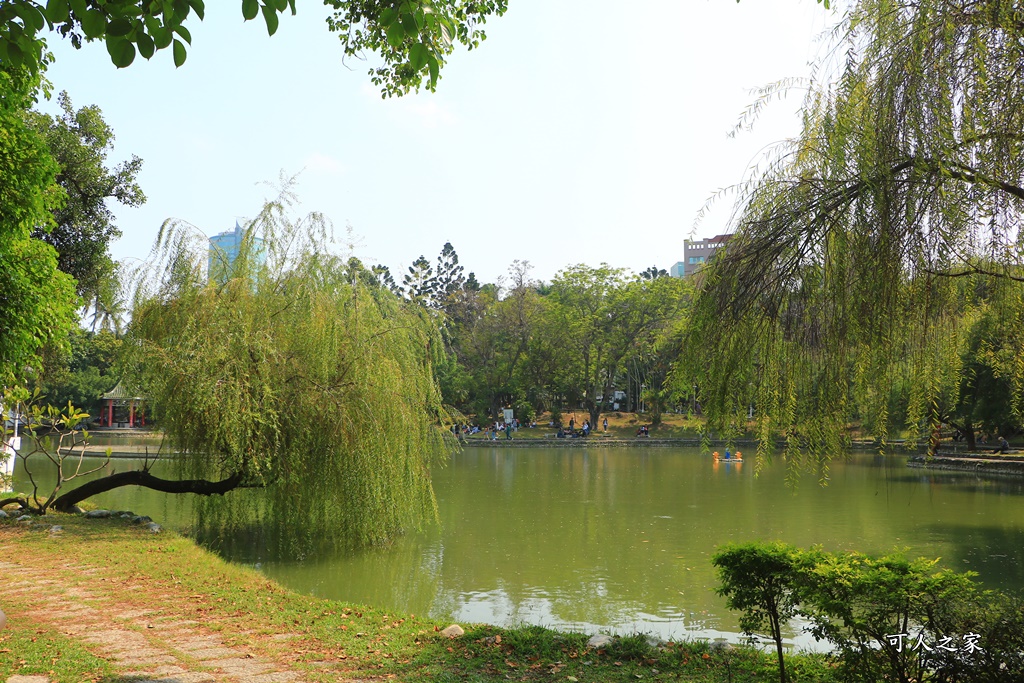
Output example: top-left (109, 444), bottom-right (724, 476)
top-left (0, 558), bottom-right (374, 683)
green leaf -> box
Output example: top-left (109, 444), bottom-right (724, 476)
top-left (106, 18), bottom-right (133, 37)
top-left (137, 33), bottom-right (155, 59)
top-left (44, 0), bottom-right (71, 24)
top-left (401, 12), bottom-right (417, 36)
top-left (409, 42), bottom-right (428, 71)
top-left (261, 4), bottom-right (279, 36)
top-left (106, 36), bottom-right (136, 68)
top-left (241, 0), bottom-right (259, 22)
top-left (152, 26), bottom-right (172, 49)
top-left (172, 37), bottom-right (186, 66)
top-left (17, 4), bottom-right (46, 32)
top-left (379, 7), bottom-right (397, 26)
top-left (189, 0), bottom-right (206, 20)
top-left (172, 0), bottom-right (190, 21)
top-left (176, 24), bottom-right (191, 44)
top-left (386, 22), bottom-right (404, 48)
top-left (80, 9), bottom-right (106, 38)
top-left (427, 53), bottom-right (439, 87)
top-left (4, 40), bottom-right (24, 66)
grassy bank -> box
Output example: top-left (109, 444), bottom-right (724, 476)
top-left (0, 513), bottom-right (840, 683)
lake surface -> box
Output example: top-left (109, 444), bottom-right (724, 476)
top-left (13, 443), bottom-right (1024, 647)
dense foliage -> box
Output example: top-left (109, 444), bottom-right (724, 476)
top-left (26, 92), bottom-right (144, 302)
top-left (0, 70), bottom-right (78, 385)
top-left (0, 0), bottom-right (506, 94)
top-left (37, 328), bottom-right (122, 418)
top-left (715, 541), bottom-right (1024, 683)
top-left (123, 199), bottom-right (452, 552)
top-left (687, 0), bottom-right (1024, 471)
top-left (382, 247), bottom-right (693, 426)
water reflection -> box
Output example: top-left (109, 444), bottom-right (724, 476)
top-left (259, 446), bottom-right (1024, 644)
top-left (15, 445), bottom-right (1024, 646)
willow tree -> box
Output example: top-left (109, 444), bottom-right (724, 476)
top-left (47, 196), bottom-right (453, 553)
top-left (684, 0), bottom-right (1024, 474)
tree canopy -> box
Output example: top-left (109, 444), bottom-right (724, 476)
top-left (686, 0), bottom-right (1024, 471)
top-left (0, 70), bottom-right (78, 384)
top-left (111, 197), bottom-right (452, 553)
top-left (0, 0), bottom-right (507, 94)
top-left (27, 92), bottom-right (144, 302)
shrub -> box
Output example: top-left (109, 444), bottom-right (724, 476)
top-left (796, 551), bottom-right (978, 683)
top-left (713, 543), bottom-right (1019, 683)
top-left (712, 541), bottom-right (803, 683)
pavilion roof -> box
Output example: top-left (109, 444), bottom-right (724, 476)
top-left (101, 381), bottom-right (144, 401)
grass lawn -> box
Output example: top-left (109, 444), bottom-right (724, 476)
top-left (0, 513), bottom-right (840, 682)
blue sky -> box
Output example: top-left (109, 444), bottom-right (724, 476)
top-left (40, 0), bottom-right (833, 286)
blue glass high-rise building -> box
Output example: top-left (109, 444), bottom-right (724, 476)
top-left (208, 221), bottom-right (265, 282)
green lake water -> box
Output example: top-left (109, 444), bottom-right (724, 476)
top-left (13, 443), bottom-right (1024, 647)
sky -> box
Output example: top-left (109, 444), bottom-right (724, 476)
top-left (39, 0), bottom-right (838, 287)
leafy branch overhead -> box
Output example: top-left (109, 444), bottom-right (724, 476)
top-left (0, 1), bottom-right (506, 94)
top-left (685, 0), bottom-right (1024, 475)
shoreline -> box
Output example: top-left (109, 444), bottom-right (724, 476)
top-left (0, 515), bottom-right (835, 683)
top-left (907, 453), bottom-right (1024, 477)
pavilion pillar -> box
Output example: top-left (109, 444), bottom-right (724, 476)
top-left (107, 400), bottom-right (114, 427)
top-left (129, 401), bottom-right (135, 428)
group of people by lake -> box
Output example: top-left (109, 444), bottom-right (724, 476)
top-left (555, 415), bottom-right (601, 439)
top-left (451, 413), bottom-right (659, 441)
top-left (451, 418), bottom-right (539, 442)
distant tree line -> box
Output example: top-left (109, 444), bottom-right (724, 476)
top-left (372, 244), bottom-right (694, 428)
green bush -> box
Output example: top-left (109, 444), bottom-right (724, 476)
top-left (925, 589), bottom-right (1024, 682)
top-left (797, 550), bottom-right (978, 683)
top-left (713, 543), bottom-right (1020, 683)
top-left (713, 541), bottom-right (803, 683)
top-left (512, 399), bottom-right (536, 425)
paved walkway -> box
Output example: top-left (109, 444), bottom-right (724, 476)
top-left (0, 559), bottom-right (375, 683)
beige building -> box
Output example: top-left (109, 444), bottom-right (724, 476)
top-left (671, 234), bottom-right (731, 277)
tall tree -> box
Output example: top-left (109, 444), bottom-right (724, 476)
top-left (14, 197), bottom-right (454, 556)
top-left (27, 92), bottom-right (145, 301)
top-left (403, 254), bottom-right (437, 305)
top-left (371, 263), bottom-right (401, 295)
top-left (433, 241), bottom-right (465, 310)
top-left (0, 69), bottom-right (78, 384)
top-left (686, 0), bottom-right (1024, 469)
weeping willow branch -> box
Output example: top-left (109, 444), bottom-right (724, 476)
top-left (118, 184), bottom-right (453, 555)
top-left (683, 0), bottom-right (1024, 475)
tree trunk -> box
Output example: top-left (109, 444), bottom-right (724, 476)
top-left (51, 470), bottom-right (244, 512)
top-left (0, 496), bottom-right (29, 511)
top-left (772, 613), bottom-right (788, 683)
